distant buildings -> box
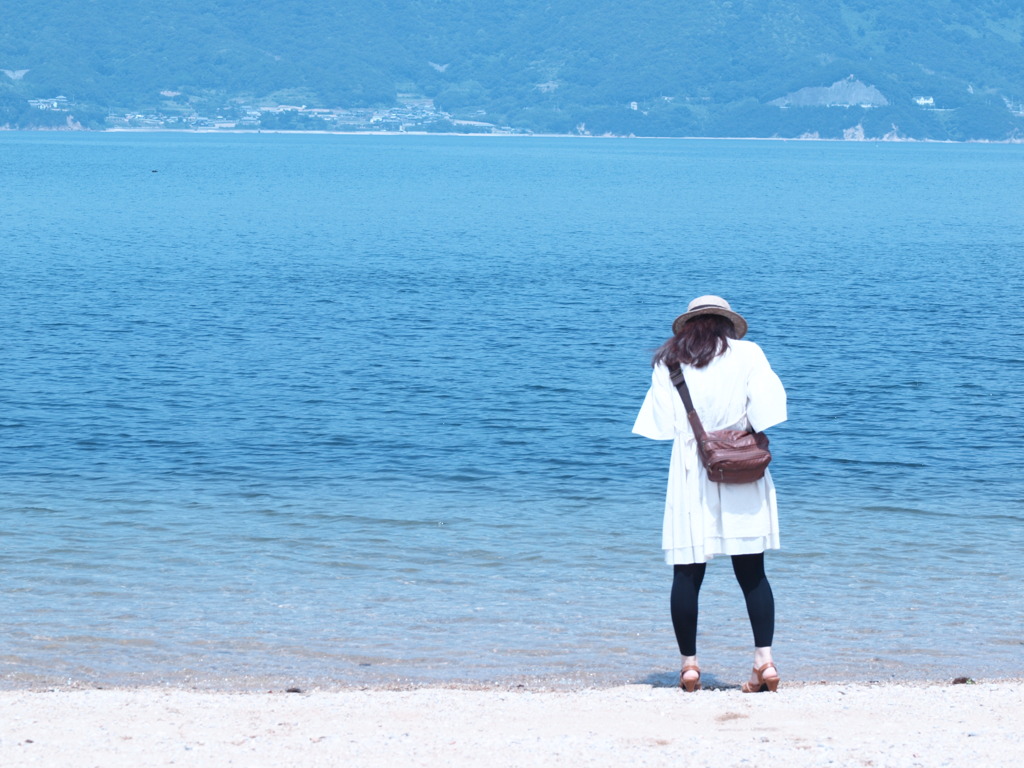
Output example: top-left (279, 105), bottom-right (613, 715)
top-left (28, 96), bottom-right (70, 110)
top-left (98, 95), bottom-right (512, 133)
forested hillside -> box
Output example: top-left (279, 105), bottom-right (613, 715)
top-left (2, 0), bottom-right (1023, 139)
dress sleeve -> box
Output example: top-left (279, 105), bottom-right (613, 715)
top-left (745, 344), bottom-right (787, 432)
top-left (632, 365), bottom-right (677, 440)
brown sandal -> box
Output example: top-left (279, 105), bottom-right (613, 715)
top-left (741, 662), bottom-right (779, 693)
top-left (679, 664), bottom-right (702, 692)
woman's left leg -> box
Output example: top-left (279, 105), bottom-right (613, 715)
top-left (671, 562), bottom-right (707, 689)
top-left (671, 562), bottom-right (707, 657)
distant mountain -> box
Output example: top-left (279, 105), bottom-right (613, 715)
top-left (2, 0), bottom-right (1023, 139)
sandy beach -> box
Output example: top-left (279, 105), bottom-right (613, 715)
top-left (2, 680), bottom-right (1022, 767)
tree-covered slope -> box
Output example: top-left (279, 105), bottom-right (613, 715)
top-left (2, 0), bottom-right (1023, 138)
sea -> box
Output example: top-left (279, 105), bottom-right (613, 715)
top-left (1, 132), bottom-right (1022, 690)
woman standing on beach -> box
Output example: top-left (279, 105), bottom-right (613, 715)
top-left (633, 296), bottom-right (787, 693)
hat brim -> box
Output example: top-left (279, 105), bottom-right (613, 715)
top-left (672, 306), bottom-right (748, 338)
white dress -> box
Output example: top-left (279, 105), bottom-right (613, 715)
top-left (632, 339), bottom-right (788, 565)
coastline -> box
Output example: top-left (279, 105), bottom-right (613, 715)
top-left (2, 680), bottom-right (1021, 766)
top-left (4, 125), bottom-right (1024, 143)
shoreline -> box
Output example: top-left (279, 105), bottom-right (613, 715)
top-left (2, 680), bottom-right (1022, 766)
top-left (1, 673), bottom-right (1016, 695)
top-left (4, 125), bottom-right (1024, 143)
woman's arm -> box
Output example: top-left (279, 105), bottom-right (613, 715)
top-left (633, 365), bottom-right (677, 440)
top-left (745, 345), bottom-right (787, 432)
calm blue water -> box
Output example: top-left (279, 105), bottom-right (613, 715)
top-left (1, 132), bottom-right (1022, 689)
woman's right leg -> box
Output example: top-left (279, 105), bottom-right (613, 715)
top-left (730, 553), bottom-right (774, 648)
top-left (671, 562), bottom-right (707, 685)
top-left (731, 552), bottom-right (779, 690)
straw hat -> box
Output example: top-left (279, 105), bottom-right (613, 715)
top-left (672, 295), bottom-right (748, 338)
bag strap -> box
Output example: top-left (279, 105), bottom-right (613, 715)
top-left (669, 365), bottom-right (708, 441)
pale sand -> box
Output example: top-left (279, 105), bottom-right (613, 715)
top-left (2, 681), bottom-right (1022, 767)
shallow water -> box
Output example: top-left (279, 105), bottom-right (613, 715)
top-left (1, 133), bottom-right (1022, 688)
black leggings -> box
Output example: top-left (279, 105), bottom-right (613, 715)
top-left (670, 553), bottom-right (775, 656)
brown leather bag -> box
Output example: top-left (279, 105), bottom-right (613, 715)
top-left (670, 365), bottom-right (772, 484)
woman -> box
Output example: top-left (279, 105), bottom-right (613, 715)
top-left (633, 296), bottom-right (787, 693)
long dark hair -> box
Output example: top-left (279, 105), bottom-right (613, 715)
top-left (652, 314), bottom-right (737, 369)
